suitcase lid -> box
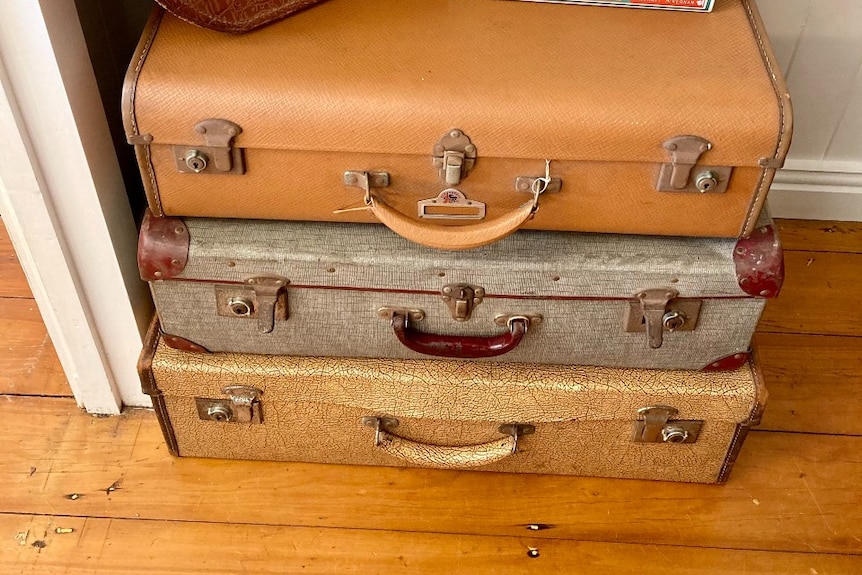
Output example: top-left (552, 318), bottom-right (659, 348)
top-left (137, 209), bottom-right (783, 299)
top-left (124, 0), bottom-right (791, 169)
top-left (145, 323), bottom-right (764, 426)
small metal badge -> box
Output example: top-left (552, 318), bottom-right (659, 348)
top-left (418, 189), bottom-right (486, 220)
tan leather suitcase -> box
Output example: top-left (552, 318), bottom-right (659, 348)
top-left (139, 319), bottom-right (767, 483)
top-left (123, 0), bottom-right (792, 249)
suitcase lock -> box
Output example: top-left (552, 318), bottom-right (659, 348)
top-left (624, 288), bottom-right (701, 349)
top-left (173, 119), bottom-right (245, 175)
top-left (215, 275), bottom-right (289, 334)
top-left (634, 406), bottom-right (702, 444)
top-left (196, 386), bottom-right (263, 424)
top-left (432, 129), bottom-right (476, 186)
top-left (655, 135), bottom-right (732, 194)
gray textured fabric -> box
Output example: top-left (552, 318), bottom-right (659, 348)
top-left (151, 217), bottom-right (772, 369)
top-left (174, 219), bottom-right (749, 298)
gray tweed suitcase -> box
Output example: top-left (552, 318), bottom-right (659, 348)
top-left (138, 210), bottom-right (782, 371)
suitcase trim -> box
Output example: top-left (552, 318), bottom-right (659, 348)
top-left (138, 317), bottom-right (180, 456)
top-left (716, 348), bottom-right (768, 483)
top-left (123, 7), bottom-right (165, 215)
top-left (739, 0), bottom-right (794, 238)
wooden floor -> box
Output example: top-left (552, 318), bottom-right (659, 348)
top-left (1, 217), bottom-right (860, 574)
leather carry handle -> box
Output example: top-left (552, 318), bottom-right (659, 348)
top-left (391, 313), bottom-right (530, 359)
top-left (369, 195), bottom-right (537, 251)
top-left (363, 418), bottom-right (533, 469)
top-left (341, 165), bottom-right (553, 250)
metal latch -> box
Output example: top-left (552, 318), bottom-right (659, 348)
top-left (633, 406), bottom-right (702, 444)
top-left (656, 135), bottom-right (731, 193)
top-left (196, 386), bottom-right (263, 424)
top-left (432, 129), bottom-right (476, 186)
top-left (214, 275), bottom-right (289, 334)
top-left (173, 119), bottom-right (245, 175)
top-left (441, 283), bottom-right (485, 322)
top-left (625, 289), bottom-right (701, 349)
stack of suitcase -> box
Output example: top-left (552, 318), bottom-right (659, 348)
top-left (129, 0), bottom-right (792, 483)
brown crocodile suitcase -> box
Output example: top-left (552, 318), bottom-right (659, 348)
top-left (139, 319), bottom-right (767, 483)
top-left (123, 0), bottom-right (792, 249)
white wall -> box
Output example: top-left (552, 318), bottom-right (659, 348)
top-left (758, 0), bottom-right (862, 219)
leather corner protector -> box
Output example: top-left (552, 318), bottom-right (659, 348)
top-left (701, 351), bottom-right (750, 372)
top-left (138, 210), bottom-right (190, 281)
top-left (161, 332), bottom-right (211, 353)
top-left (734, 223), bottom-right (784, 298)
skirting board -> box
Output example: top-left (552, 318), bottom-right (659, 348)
top-left (768, 163), bottom-right (862, 222)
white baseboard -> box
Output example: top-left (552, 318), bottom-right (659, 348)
top-left (768, 163), bottom-right (862, 221)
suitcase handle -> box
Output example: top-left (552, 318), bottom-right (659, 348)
top-left (363, 417), bottom-right (532, 468)
top-left (368, 194), bottom-right (538, 250)
top-left (390, 313), bottom-right (530, 358)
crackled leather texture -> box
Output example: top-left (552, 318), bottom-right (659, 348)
top-left (145, 331), bottom-right (766, 483)
top-left (124, 0), bottom-right (791, 239)
top-left (149, 215), bottom-right (770, 369)
top-left (154, 0), bottom-right (325, 33)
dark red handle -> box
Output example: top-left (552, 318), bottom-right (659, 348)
top-left (391, 313), bottom-right (528, 359)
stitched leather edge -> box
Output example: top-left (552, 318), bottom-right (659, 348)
top-left (717, 351), bottom-right (767, 483)
top-left (123, 7), bottom-right (165, 215)
top-left (138, 316), bottom-right (180, 456)
top-left (740, 0), bottom-right (793, 237)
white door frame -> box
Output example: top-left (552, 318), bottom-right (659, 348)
top-left (0, 0), bottom-right (152, 413)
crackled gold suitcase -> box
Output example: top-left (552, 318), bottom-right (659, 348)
top-left (139, 319), bottom-right (767, 483)
top-left (123, 0), bottom-right (791, 249)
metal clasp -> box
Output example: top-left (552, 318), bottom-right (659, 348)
top-left (634, 406), bottom-right (702, 444)
top-left (656, 135), bottom-right (732, 193)
top-left (195, 386), bottom-right (263, 424)
top-left (441, 283), bottom-right (485, 322)
top-left (625, 289), bottom-right (702, 349)
top-left (173, 119), bottom-right (245, 175)
top-left (498, 423), bottom-right (536, 454)
top-left (214, 276), bottom-right (290, 334)
top-left (432, 129), bottom-right (476, 186)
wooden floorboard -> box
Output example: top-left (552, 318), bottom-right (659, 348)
top-left (776, 219), bottom-right (862, 253)
top-left (0, 217), bottom-right (32, 299)
top-left (1, 514), bottom-right (860, 575)
top-left (0, 298), bottom-right (70, 397)
top-left (755, 332), bottom-right (862, 436)
top-left (758, 250), bottom-right (862, 337)
top-left (2, 397), bottom-right (860, 556)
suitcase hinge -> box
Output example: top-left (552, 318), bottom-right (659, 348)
top-left (173, 119), bottom-right (245, 175)
top-left (440, 283), bottom-right (485, 322)
top-left (634, 406), bottom-right (702, 444)
top-left (196, 386), bottom-right (263, 424)
top-left (432, 129), bottom-right (476, 186)
top-left (215, 275), bottom-right (289, 334)
top-left (656, 135), bottom-right (732, 194)
top-left (625, 289), bottom-right (701, 349)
